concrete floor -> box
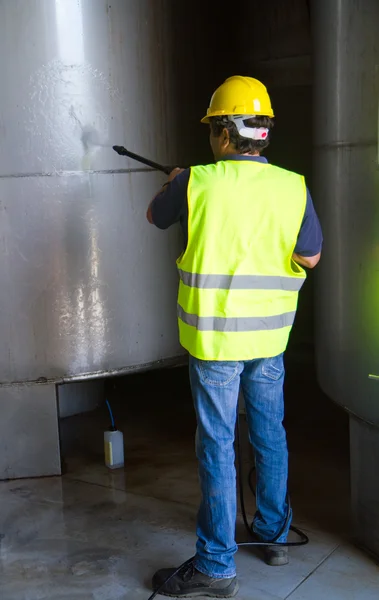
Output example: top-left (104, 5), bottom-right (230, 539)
top-left (1, 362), bottom-right (379, 599)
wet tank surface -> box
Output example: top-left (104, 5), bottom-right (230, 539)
top-left (0, 0), bottom-right (186, 386)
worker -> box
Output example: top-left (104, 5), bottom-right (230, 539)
top-left (146, 76), bottom-right (322, 598)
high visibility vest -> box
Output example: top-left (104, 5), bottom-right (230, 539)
top-left (176, 160), bottom-right (307, 361)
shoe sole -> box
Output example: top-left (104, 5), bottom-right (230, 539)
top-left (155, 581), bottom-right (239, 598)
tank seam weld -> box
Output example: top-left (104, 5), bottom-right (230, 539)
top-left (0, 167), bottom-right (157, 179)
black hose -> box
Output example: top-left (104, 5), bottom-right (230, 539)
top-left (236, 413), bottom-right (309, 547)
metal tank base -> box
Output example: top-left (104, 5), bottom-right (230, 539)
top-left (0, 378), bottom-right (103, 480)
top-left (0, 359), bottom-right (184, 480)
top-left (350, 417), bottom-right (379, 559)
top-left (0, 384), bottom-right (61, 480)
top-left (58, 379), bottom-right (105, 420)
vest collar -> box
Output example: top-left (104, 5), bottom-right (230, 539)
top-left (218, 154), bottom-right (268, 164)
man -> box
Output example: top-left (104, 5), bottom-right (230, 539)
top-left (147, 76), bottom-right (322, 598)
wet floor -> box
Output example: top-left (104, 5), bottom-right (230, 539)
top-left (1, 359), bottom-right (378, 599)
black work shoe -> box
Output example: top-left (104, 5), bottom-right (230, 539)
top-left (152, 562), bottom-right (239, 598)
top-left (251, 533), bottom-right (289, 566)
top-left (264, 545), bottom-right (289, 567)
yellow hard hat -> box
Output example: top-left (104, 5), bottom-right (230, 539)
top-left (201, 76), bottom-right (274, 123)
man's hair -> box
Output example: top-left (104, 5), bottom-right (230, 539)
top-left (209, 115), bottom-right (274, 154)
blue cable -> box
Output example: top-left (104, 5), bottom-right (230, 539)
top-left (106, 399), bottom-right (115, 429)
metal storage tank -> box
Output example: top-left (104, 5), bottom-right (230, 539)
top-left (313, 0), bottom-right (379, 557)
top-left (0, 0), bottom-right (188, 479)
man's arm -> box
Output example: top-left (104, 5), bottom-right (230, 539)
top-left (292, 188), bottom-right (323, 269)
top-left (292, 251), bottom-right (321, 269)
top-left (146, 168), bottom-right (189, 227)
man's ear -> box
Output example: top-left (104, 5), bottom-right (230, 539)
top-left (221, 127), bottom-right (230, 150)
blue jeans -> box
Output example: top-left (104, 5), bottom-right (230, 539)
top-left (189, 354), bottom-right (291, 579)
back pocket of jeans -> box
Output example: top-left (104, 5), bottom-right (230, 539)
top-left (261, 355), bottom-right (284, 381)
top-left (198, 360), bottom-right (240, 387)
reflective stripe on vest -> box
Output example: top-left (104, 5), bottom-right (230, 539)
top-left (177, 305), bottom-right (296, 332)
top-left (178, 269), bottom-right (305, 292)
top-left (176, 160), bottom-right (307, 361)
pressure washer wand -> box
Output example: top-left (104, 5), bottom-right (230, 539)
top-left (113, 145), bottom-right (174, 175)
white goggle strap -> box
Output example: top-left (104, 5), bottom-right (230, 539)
top-left (228, 115), bottom-right (269, 140)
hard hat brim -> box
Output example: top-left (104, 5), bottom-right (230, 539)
top-left (200, 109), bottom-right (274, 124)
